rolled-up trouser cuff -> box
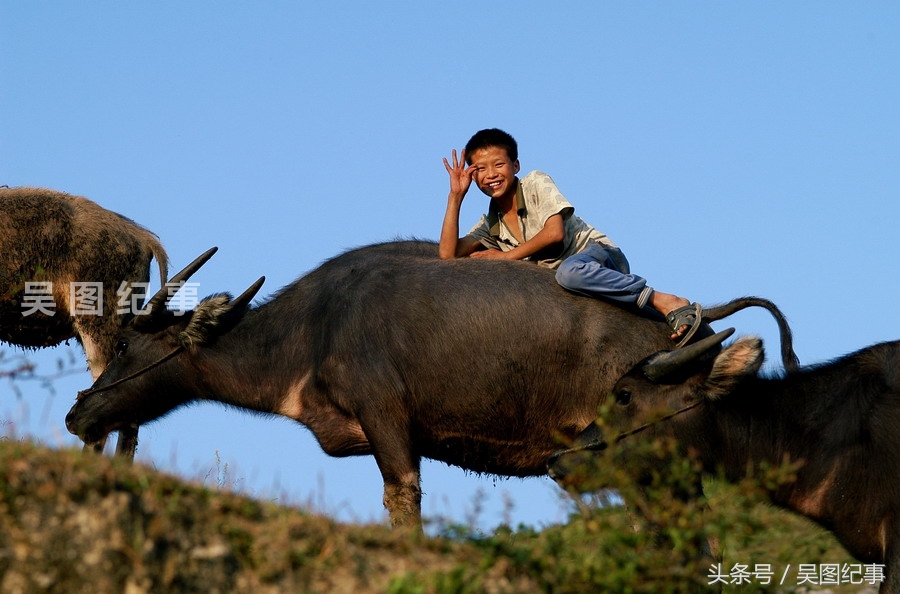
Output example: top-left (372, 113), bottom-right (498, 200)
top-left (636, 286), bottom-right (654, 310)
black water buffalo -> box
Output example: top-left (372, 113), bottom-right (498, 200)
top-left (65, 240), bottom-right (796, 527)
top-left (1, 186), bottom-right (169, 456)
top-left (586, 330), bottom-right (898, 592)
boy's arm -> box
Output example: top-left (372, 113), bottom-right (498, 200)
top-left (469, 214), bottom-right (564, 261)
top-left (439, 148), bottom-right (483, 259)
top-left (439, 193), bottom-right (483, 259)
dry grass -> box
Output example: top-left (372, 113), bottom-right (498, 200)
top-left (0, 438), bottom-right (880, 594)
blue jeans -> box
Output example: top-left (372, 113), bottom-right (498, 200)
top-left (555, 243), bottom-right (653, 307)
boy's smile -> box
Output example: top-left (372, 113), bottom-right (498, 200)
top-left (468, 146), bottom-right (520, 201)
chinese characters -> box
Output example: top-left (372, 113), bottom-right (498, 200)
top-left (709, 562), bottom-right (885, 587)
top-left (19, 281), bottom-right (200, 316)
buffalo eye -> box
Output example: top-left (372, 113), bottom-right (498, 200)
top-left (615, 390), bottom-right (633, 406)
top-left (115, 338), bottom-right (128, 357)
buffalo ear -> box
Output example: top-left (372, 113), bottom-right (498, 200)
top-left (177, 277), bottom-right (265, 347)
top-left (179, 294), bottom-right (233, 347)
top-left (702, 336), bottom-right (764, 400)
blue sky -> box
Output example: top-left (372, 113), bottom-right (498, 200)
top-left (2, 2), bottom-right (898, 531)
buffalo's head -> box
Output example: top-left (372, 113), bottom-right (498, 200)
top-left (604, 328), bottom-right (763, 443)
top-left (611, 328), bottom-right (763, 418)
top-left (548, 328), bottom-right (762, 483)
top-left (597, 328), bottom-right (767, 475)
top-left (65, 247), bottom-right (264, 447)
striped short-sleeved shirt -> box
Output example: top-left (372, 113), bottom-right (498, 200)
top-left (466, 170), bottom-right (616, 269)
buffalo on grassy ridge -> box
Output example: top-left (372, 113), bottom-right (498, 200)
top-left (581, 330), bottom-right (899, 592)
top-left (1, 186), bottom-right (169, 456)
top-left (65, 240), bottom-right (797, 527)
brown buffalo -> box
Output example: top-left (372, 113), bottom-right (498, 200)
top-left (1, 186), bottom-right (168, 456)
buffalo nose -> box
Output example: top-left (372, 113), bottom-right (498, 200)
top-left (64, 404), bottom-right (79, 435)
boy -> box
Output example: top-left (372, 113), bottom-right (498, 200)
top-left (438, 128), bottom-right (700, 343)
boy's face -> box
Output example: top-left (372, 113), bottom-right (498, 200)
top-left (468, 146), bottom-right (520, 201)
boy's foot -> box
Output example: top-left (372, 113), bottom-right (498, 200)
top-left (649, 292), bottom-right (695, 340)
top-left (665, 302), bottom-right (703, 346)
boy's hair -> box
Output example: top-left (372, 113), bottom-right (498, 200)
top-left (464, 128), bottom-right (518, 165)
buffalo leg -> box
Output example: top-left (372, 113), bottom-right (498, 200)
top-left (382, 475), bottom-right (422, 529)
top-left (84, 428), bottom-right (139, 458)
top-left (370, 434), bottom-right (422, 529)
top-left (85, 436), bottom-right (108, 454)
top-left (115, 424), bottom-right (139, 458)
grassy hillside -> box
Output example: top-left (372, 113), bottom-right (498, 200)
top-left (0, 439), bottom-right (880, 593)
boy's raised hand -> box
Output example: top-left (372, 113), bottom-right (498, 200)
top-left (443, 149), bottom-right (474, 200)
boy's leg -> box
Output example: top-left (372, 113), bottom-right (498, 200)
top-left (556, 244), bottom-right (696, 341)
top-left (555, 244), bottom-right (653, 307)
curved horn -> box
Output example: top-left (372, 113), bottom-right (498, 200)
top-left (213, 276), bottom-right (266, 336)
top-left (139, 247), bottom-right (219, 317)
top-left (231, 276), bottom-right (265, 311)
top-left (643, 328), bottom-right (736, 382)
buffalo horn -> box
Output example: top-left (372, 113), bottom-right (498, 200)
top-left (139, 246), bottom-right (219, 318)
top-left (643, 328), bottom-right (736, 383)
top-left (211, 276), bottom-right (266, 336)
top-left (231, 276), bottom-right (266, 311)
